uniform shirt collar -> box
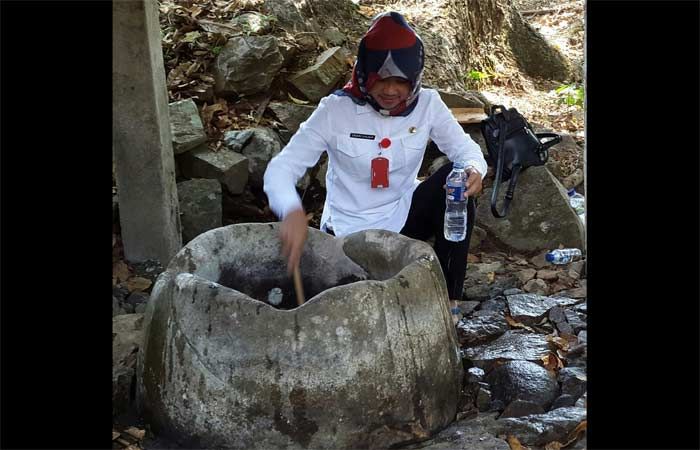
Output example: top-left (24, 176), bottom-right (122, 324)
top-left (356, 103), bottom-right (373, 115)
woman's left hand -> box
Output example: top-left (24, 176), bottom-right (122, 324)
top-left (465, 168), bottom-right (483, 198)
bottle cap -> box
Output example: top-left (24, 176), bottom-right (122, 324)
top-left (567, 189), bottom-right (576, 197)
top-left (545, 252), bottom-right (555, 262)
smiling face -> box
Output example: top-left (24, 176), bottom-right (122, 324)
top-left (367, 76), bottom-right (411, 110)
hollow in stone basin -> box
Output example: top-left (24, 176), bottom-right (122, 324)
top-left (137, 223), bottom-right (463, 449)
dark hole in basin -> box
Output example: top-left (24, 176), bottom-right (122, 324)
top-left (217, 265), bottom-right (366, 310)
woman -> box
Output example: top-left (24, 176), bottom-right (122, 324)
top-left (263, 11), bottom-right (487, 313)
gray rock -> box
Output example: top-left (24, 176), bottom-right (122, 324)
top-left (463, 124), bottom-right (489, 159)
top-left (213, 35), bottom-right (285, 96)
top-left (548, 306), bottom-right (567, 325)
top-left (223, 129), bottom-right (254, 152)
top-left (122, 302), bottom-right (135, 314)
top-left (570, 260), bottom-right (586, 278)
top-left (177, 179), bottom-right (222, 244)
top-left (485, 361), bottom-right (559, 410)
top-left (515, 268), bottom-right (537, 284)
top-left (240, 127), bottom-right (283, 188)
top-left (177, 144), bottom-right (249, 194)
top-left (457, 300), bottom-right (480, 316)
top-left (321, 27), bottom-right (346, 46)
top-left (112, 285), bottom-right (129, 302)
top-left (138, 226), bottom-right (462, 449)
top-left (414, 412), bottom-right (509, 450)
top-left (126, 291), bottom-right (149, 307)
top-left (500, 399), bottom-right (545, 418)
top-left (457, 312), bottom-right (509, 345)
top-left (463, 262), bottom-right (519, 301)
top-left (169, 99), bottom-right (206, 154)
top-left (536, 269), bottom-right (559, 281)
top-left (564, 309), bottom-right (587, 333)
top-left (503, 288), bottom-right (523, 296)
top-left (437, 90), bottom-right (486, 109)
top-left (477, 296), bottom-right (508, 314)
top-left (476, 167), bottom-right (585, 253)
top-left (492, 406), bottom-right (586, 446)
top-left (464, 331), bottom-right (550, 370)
top-left (289, 47), bottom-right (350, 102)
top-left (316, 157), bottom-right (328, 188)
top-left (467, 367), bottom-right (485, 383)
top-left (267, 102), bottom-right (316, 134)
top-left (428, 155), bottom-right (450, 177)
top-left (506, 293), bottom-right (579, 325)
top-left (469, 226), bottom-right (487, 252)
top-left (551, 394), bottom-right (577, 409)
top-left (130, 259), bottom-right (165, 284)
top-left (556, 286), bottom-right (587, 299)
top-left (135, 303), bottom-right (148, 314)
top-left (530, 250), bottom-right (550, 269)
top-left (113, 296), bottom-right (126, 317)
top-left (577, 330), bottom-right (587, 343)
top-left (262, 0), bottom-right (306, 32)
top-left (113, 313), bottom-right (144, 417)
top-left (523, 278), bottom-right (549, 296)
top-left (476, 386), bottom-right (492, 412)
top-left (558, 367), bottom-right (586, 400)
top-left (230, 12), bottom-right (274, 34)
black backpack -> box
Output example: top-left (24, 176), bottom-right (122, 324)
top-left (480, 105), bottom-right (562, 218)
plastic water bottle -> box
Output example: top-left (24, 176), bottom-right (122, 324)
top-left (568, 189), bottom-right (585, 224)
top-left (545, 248), bottom-right (582, 264)
top-left (444, 162), bottom-right (468, 242)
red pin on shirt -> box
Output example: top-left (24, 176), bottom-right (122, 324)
top-left (379, 138), bottom-right (391, 149)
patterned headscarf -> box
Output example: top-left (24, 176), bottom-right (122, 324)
top-left (335, 11), bottom-right (424, 117)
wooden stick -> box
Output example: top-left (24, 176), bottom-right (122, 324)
top-left (293, 266), bottom-right (305, 306)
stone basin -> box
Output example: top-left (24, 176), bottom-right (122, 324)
top-left (137, 223), bottom-right (463, 449)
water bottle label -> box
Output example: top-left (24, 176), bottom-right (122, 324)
top-left (447, 184), bottom-right (464, 201)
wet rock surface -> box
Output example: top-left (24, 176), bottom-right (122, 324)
top-left (492, 406), bottom-right (587, 446)
top-left (464, 331), bottom-right (551, 370)
top-left (457, 312), bottom-right (509, 346)
top-left (485, 361), bottom-right (559, 410)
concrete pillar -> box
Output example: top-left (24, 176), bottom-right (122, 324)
top-left (113, 0), bottom-right (182, 265)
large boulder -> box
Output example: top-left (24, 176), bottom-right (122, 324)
top-left (288, 47), bottom-right (350, 102)
top-left (169, 99), bottom-right (206, 154)
top-left (213, 35), bottom-right (285, 96)
top-left (138, 225), bottom-right (462, 449)
top-left (476, 166), bottom-right (585, 253)
top-left (113, 313), bottom-right (144, 417)
top-left (176, 179), bottom-right (222, 244)
top-left (176, 144), bottom-right (249, 194)
top-left (267, 102), bottom-right (316, 134)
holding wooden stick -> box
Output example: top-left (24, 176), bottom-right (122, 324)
top-left (293, 266), bottom-right (305, 306)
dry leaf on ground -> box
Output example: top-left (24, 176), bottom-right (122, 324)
top-left (125, 427), bottom-right (146, 440)
top-left (506, 434), bottom-right (529, 450)
top-left (544, 441), bottom-right (563, 450)
top-left (505, 314), bottom-right (536, 332)
top-left (112, 431), bottom-right (120, 440)
top-left (126, 277), bottom-right (152, 293)
top-left (541, 352), bottom-right (564, 371)
top-left (487, 272), bottom-right (496, 284)
top-left (113, 261), bottom-right (130, 283)
top-left (547, 334), bottom-right (571, 352)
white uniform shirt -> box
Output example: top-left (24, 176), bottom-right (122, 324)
top-left (263, 88), bottom-right (488, 237)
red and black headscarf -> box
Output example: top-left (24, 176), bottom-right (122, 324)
top-left (335, 11), bottom-right (424, 117)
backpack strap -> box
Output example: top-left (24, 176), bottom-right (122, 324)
top-left (490, 110), bottom-right (520, 218)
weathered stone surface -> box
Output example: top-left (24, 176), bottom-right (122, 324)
top-left (289, 47), bottom-right (350, 102)
top-left (508, 10), bottom-right (571, 81)
top-left (467, 367), bottom-right (485, 383)
top-left (476, 296), bottom-right (508, 315)
top-left (558, 367), bottom-right (587, 401)
top-left (321, 27), bottom-right (346, 46)
top-left (515, 268), bottom-right (536, 284)
top-left (506, 293), bottom-right (579, 325)
top-left (213, 35), bottom-right (284, 96)
top-left (437, 90), bottom-right (486, 109)
top-left (126, 292), bottom-right (149, 308)
top-left (457, 312), bottom-right (509, 345)
top-left (564, 309), bottom-right (587, 333)
top-left (230, 12), bottom-right (274, 34)
top-left (556, 286), bottom-right (587, 299)
top-left (428, 155), bottom-right (450, 177)
top-left (476, 386), bottom-right (492, 412)
top-left (476, 167), bottom-right (585, 253)
top-left (469, 226), bottom-right (487, 252)
top-left (113, 313), bottom-right (144, 417)
top-left (485, 361), bottom-right (559, 410)
top-left (551, 394), bottom-right (577, 409)
top-left (138, 226), bottom-right (462, 449)
top-left (168, 98), bottom-right (206, 154)
top-left (262, 0), bottom-right (306, 32)
top-left (412, 412), bottom-right (509, 450)
top-left (239, 127), bottom-right (283, 188)
top-left (577, 330), bottom-right (587, 344)
top-left (463, 262), bottom-right (519, 301)
top-left (267, 102), bottom-right (316, 134)
top-left (176, 179), bottom-right (222, 244)
top-left (223, 129), bottom-right (254, 152)
top-left (523, 278), bottom-right (549, 296)
top-left (177, 144), bottom-right (249, 194)
top-left (500, 399), bottom-right (545, 418)
top-left (456, 300), bottom-right (480, 316)
top-left (316, 157), bottom-right (328, 188)
top-left (536, 269), bottom-right (559, 281)
top-left (113, 296), bottom-right (126, 317)
top-left (492, 406), bottom-right (586, 446)
top-left (464, 331), bottom-right (550, 369)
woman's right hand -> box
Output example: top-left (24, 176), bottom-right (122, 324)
top-left (280, 208), bottom-right (308, 275)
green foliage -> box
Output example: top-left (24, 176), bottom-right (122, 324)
top-left (555, 84), bottom-right (584, 108)
top-left (211, 46), bottom-right (223, 55)
top-left (467, 70), bottom-right (491, 81)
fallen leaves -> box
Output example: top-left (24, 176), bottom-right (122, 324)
top-left (504, 314), bottom-right (536, 332)
top-left (543, 419), bottom-right (586, 449)
top-left (126, 277), bottom-right (152, 293)
top-left (113, 261), bottom-right (130, 284)
top-left (541, 351), bottom-right (565, 371)
top-left (506, 434), bottom-right (530, 450)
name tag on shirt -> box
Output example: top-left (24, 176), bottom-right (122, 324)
top-left (371, 157), bottom-right (389, 188)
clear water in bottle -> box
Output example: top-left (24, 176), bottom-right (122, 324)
top-left (444, 162), bottom-right (468, 242)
